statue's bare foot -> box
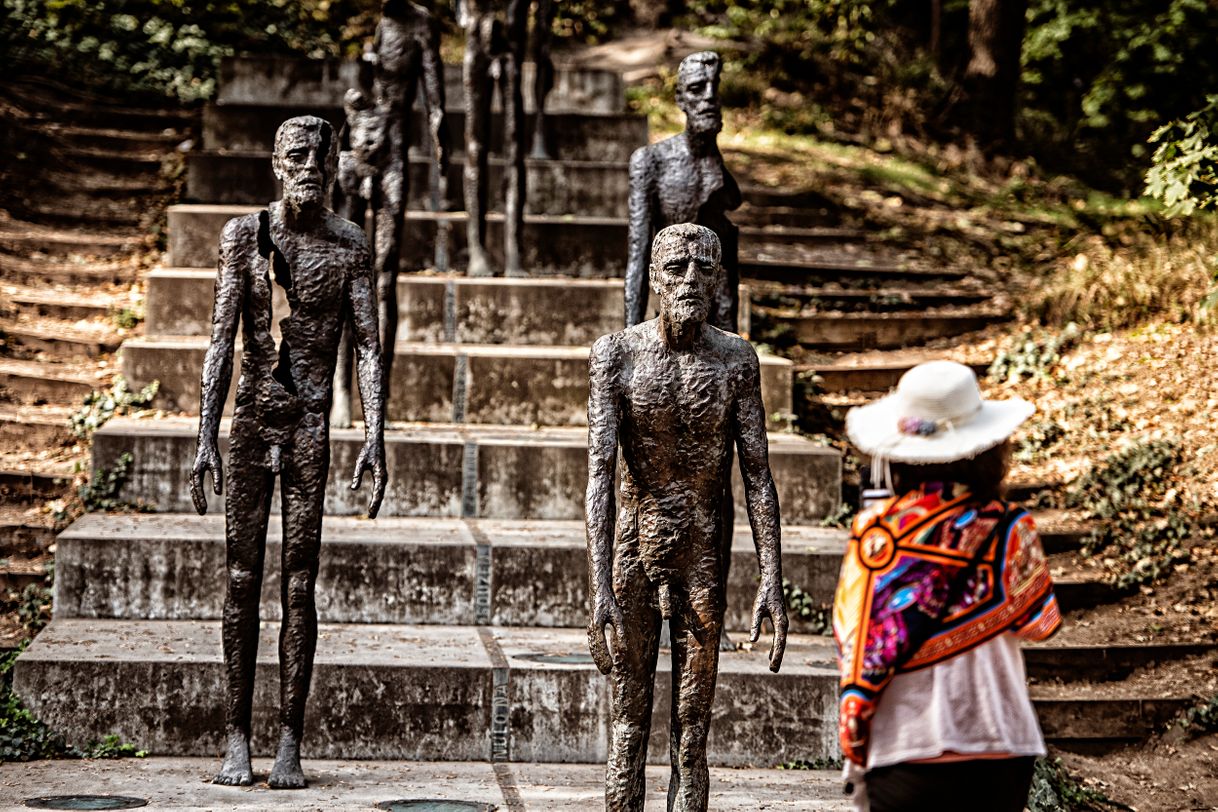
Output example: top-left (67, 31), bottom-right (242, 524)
top-left (529, 143), bottom-right (553, 161)
top-left (213, 730), bottom-right (253, 786)
top-left (504, 264), bottom-right (529, 279)
top-left (467, 250), bottom-right (494, 278)
top-left (719, 627), bottom-right (736, 652)
top-left (330, 400), bottom-right (352, 430)
top-left (267, 729), bottom-right (306, 789)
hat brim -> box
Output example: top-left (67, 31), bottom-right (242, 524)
top-left (846, 395), bottom-right (1035, 464)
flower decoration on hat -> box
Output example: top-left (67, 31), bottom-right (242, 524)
top-left (897, 416), bottom-right (944, 437)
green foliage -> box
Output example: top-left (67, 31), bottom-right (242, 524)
top-left (818, 500), bottom-right (856, 529)
top-left (782, 578), bottom-right (831, 635)
top-left (1065, 439), bottom-right (1200, 589)
top-left (1027, 757), bottom-right (1126, 811)
top-left (1175, 693), bottom-right (1218, 738)
top-left (0, 0), bottom-right (381, 101)
top-left (1021, 0), bottom-right (1218, 189)
top-left (1014, 420), bottom-right (1066, 464)
top-left (16, 563), bottom-right (53, 635)
top-left (988, 325), bottom-right (1082, 385)
top-left (0, 647), bottom-right (147, 762)
top-left (71, 377), bottom-right (158, 439)
top-left (1145, 96), bottom-right (1218, 216)
top-left (111, 306), bottom-right (143, 332)
top-left (77, 452), bottom-right (147, 513)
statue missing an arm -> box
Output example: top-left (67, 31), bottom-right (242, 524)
top-left (625, 51), bottom-right (741, 332)
top-left (189, 116), bottom-right (388, 789)
top-left (332, 0), bottom-right (450, 428)
top-left (586, 224), bottom-right (788, 811)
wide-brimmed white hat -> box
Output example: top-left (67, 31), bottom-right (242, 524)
top-left (846, 360), bottom-right (1034, 466)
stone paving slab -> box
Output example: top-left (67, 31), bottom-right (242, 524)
top-left (12, 621), bottom-right (841, 764)
top-left (119, 337), bottom-right (793, 426)
top-left (53, 514), bottom-right (844, 633)
top-left (91, 418), bottom-right (842, 521)
top-left (0, 757), bottom-right (848, 810)
top-left (216, 54), bottom-right (627, 113)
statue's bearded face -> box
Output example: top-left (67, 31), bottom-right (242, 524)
top-left (651, 230), bottom-right (721, 326)
top-left (272, 122), bottom-right (335, 210)
top-left (676, 60), bottom-right (722, 137)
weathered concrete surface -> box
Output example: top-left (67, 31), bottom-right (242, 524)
top-left (92, 418), bottom-right (842, 521)
top-left (164, 204), bottom-right (872, 276)
top-left (12, 620), bottom-right (842, 764)
top-left (759, 310), bottom-right (1007, 351)
top-left (0, 757), bottom-right (849, 810)
top-left (187, 151), bottom-right (632, 216)
top-left (13, 620), bottom-right (494, 759)
top-left (53, 514), bottom-right (845, 633)
top-left (808, 360), bottom-right (992, 394)
top-left (120, 337), bottom-right (794, 426)
top-left (203, 104), bottom-right (646, 160)
top-left (217, 55), bottom-right (626, 114)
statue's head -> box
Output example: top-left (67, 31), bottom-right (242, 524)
top-left (342, 89), bottom-right (391, 169)
top-left (676, 51), bottom-right (723, 137)
top-left (272, 116), bottom-right (338, 212)
top-left (650, 223), bottom-right (721, 327)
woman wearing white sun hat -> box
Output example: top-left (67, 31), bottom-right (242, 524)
top-left (832, 360), bottom-right (1061, 812)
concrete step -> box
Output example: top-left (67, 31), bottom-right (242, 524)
top-left (218, 54), bottom-right (626, 115)
top-left (13, 619), bottom-right (843, 764)
top-left (166, 205), bottom-right (912, 280)
top-left (91, 417), bottom-right (842, 521)
top-left (800, 359), bottom-right (991, 394)
top-left (54, 144), bottom-right (166, 175)
top-left (0, 81), bottom-right (193, 131)
top-left (0, 465), bottom-right (73, 505)
top-left (0, 404), bottom-right (75, 449)
top-left (52, 514), bottom-right (842, 634)
top-left (48, 123), bottom-right (186, 154)
top-left (754, 309), bottom-right (1007, 351)
top-left (0, 756), bottom-right (850, 811)
top-left (119, 337), bottom-right (793, 426)
top-left (2, 322), bottom-right (122, 359)
top-left (14, 620), bottom-right (1181, 761)
top-left (5, 287), bottom-right (122, 322)
top-left (1025, 642), bottom-right (1218, 683)
top-left (0, 252), bottom-right (134, 286)
top-left (203, 103), bottom-right (647, 161)
top-left (0, 506), bottom-right (59, 555)
top-left (0, 358), bottom-right (101, 405)
top-left (751, 286), bottom-right (989, 313)
top-left (0, 218), bottom-right (135, 258)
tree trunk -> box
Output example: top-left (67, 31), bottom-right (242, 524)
top-left (961, 0), bottom-right (1028, 147)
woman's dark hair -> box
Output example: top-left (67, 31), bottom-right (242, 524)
top-left (887, 440), bottom-right (1011, 502)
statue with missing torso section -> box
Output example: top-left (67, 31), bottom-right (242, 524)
top-left (190, 116), bottom-right (387, 790)
top-left (586, 224), bottom-right (788, 811)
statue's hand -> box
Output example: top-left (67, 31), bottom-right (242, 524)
top-left (351, 439), bottom-right (387, 518)
top-left (189, 440), bottom-right (224, 516)
top-left (750, 574), bottom-right (789, 673)
top-left (587, 586), bottom-right (626, 676)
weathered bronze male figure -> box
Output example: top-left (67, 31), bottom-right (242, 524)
top-left (332, 0), bottom-right (450, 427)
top-left (460, 0), bottom-right (530, 277)
top-left (189, 116), bottom-right (387, 789)
top-left (586, 224), bottom-right (788, 811)
top-left (624, 51), bottom-right (742, 332)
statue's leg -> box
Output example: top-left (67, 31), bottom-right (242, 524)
top-left (377, 166), bottom-right (406, 402)
top-left (214, 431), bottom-right (273, 787)
top-left (501, 44), bottom-right (527, 277)
top-left (666, 567), bottom-right (723, 812)
top-left (606, 543), bottom-right (662, 812)
top-left (528, 0), bottom-right (556, 160)
top-left (268, 414), bottom-right (328, 790)
top-left (463, 30), bottom-right (494, 277)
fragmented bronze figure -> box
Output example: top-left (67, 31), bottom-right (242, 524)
top-left (332, 0), bottom-right (450, 427)
top-left (586, 224), bottom-right (788, 811)
top-left (190, 116), bottom-right (387, 789)
top-left (460, 0), bottom-right (534, 277)
top-left (528, 0), bottom-right (556, 160)
top-left (625, 51), bottom-right (741, 331)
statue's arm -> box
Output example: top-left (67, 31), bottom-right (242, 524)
top-left (733, 347), bottom-right (788, 672)
top-left (418, 9), bottom-right (450, 172)
top-left (585, 334), bottom-right (625, 674)
top-left (189, 217), bottom-right (246, 514)
top-left (624, 147), bottom-right (652, 327)
top-left (348, 236), bottom-right (388, 517)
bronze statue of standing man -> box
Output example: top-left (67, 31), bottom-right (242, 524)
top-left (625, 51), bottom-right (742, 332)
top-left (586, 224), bottom-right (788, 811)
top-left (189, 116), bottom-right (387, 789)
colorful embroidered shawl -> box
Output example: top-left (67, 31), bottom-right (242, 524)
top-left (832, 482), bottom-right (1060, 764)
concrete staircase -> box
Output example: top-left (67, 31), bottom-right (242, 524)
top-left (10, 54), bottom-right (1181, 786)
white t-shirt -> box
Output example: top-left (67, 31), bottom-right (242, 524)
top-left (865, 633), bottom-right (1047, 770)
